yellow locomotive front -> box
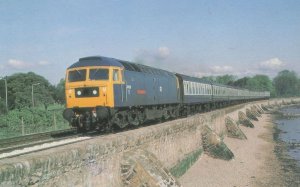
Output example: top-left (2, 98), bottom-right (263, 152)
top-left (66, 66), bottom-right (113, 108)
top-left (63, 56), bottom-right (124, 131)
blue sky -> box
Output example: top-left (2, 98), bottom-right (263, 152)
top-left (0, 0), bottom-right (299, 84)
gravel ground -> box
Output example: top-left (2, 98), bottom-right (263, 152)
top-left (179, 114), bottom-right (288, 187)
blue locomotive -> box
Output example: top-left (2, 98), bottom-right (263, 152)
top-left (63, 56), bottom-right (270, 131)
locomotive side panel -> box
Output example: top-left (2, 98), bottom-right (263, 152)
top-left (114, 71), bottom-right (147, 107)
top-left (113, 70), bottom-right (179, 107)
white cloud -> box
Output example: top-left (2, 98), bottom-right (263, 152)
top-left (135, 46), bottom-right (171, 62)
top-left (210, 65), bottom-right (234, 74)
top-left (193, 71), bottom-right (210, 78)
top-left (134, 46), bottom-right (172, 70)
top-left (7, 59), bottom-right (32, 69)
top-left (259, 58), bottom-right (285, 70)
top-left (38, 61), bottom-right (50, 66)
top-left (158, 46), bottom-right (170, 59)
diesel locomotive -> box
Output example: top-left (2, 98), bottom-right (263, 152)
top-left (63, 56), bottom-right (270, 131)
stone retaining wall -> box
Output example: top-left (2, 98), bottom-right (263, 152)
top-left (0, 98), bottom-right (298, 187)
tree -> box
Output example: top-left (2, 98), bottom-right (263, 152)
top-left (298, 78), bottom-right (300, 95)
top-left (249, 75), bottom-right (274, 92)
top-left (200, 75), bottom-right (236, 85)
top-left (6, 72), bottom-right (56, 109)
top-left (273, 70), bottom-right (299, 97)
top-left (53, 78), bottom-right (65, 104)
top-left (215, 75), bottom-right (236, 85)
top-left (0, 100), bottom-right (5, 115)
top-left (0, 78), bottom-right (6, 114)
top-left (200, 76), bottom-right (215, 82)
top-left (232, 77), bottom-right (250, 88)
top-left (232, 75), bottom-right (275, 95)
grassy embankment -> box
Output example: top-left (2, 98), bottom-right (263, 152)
top-left (0, 104), bottom-right (69, 139)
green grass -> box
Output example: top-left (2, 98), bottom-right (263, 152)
top-left (0, 104), bottom-right (70, 139)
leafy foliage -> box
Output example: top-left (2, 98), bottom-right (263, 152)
top-left (273, 70), bottom-right (299, 97)
top-left (233, 75), bottom-right (275, 96)
top-left (0, 106), bottom-right (69, 138)
top-left (232, 77), bottom-right (251, 88)
top-left (215, 75), bottom-right (236, 85)
top-left (2, 72), bottom-right (55, 110)
top-left (0, 100), bottom-right (6, 114)
top-left (53, 78), bottom-right (65, 104)
top-left (200, 74), bottom-right (236, 85)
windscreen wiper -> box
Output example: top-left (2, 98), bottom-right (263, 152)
top-left (90, 69), bottom-right (100, 79)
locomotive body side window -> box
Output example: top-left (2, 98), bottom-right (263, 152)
top-left (113, 69), bottom-right (119, 81)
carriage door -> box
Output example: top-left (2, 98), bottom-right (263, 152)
top-left (153, 77), bottom-right (160, 104)
top-left (120, 69), bottom-right (127, 103)
top-left (113, 68), bottom-right (126, 106)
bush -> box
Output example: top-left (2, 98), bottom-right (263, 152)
top-left (0, 106), bottom-right (69, 138)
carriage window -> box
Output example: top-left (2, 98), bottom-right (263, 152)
top-left (192, 82), bottom-right (195, 94)
top-left (186, 83), bottom-right (189, 94)
top-left (68, 69), bottom-right (86, 82)
top-left (113, 69), bottom-right (119, 81)
top-left (89, 68), bottom-right (109, 80)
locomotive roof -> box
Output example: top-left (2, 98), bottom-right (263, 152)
top-left (68, 56), bottom-right (175, 76)
top-left (68, 56), bottom-right (123, 69)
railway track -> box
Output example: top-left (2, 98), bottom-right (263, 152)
top-left (0, 100), bottom-right (289, 160)
top-left (0, 121), bottom-right (142, 160)
top-left (0, 128), bottom-right (79, 157)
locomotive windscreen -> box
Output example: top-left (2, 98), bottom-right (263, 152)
top-left (89, 69), bottom-right (109, 80)
top-left (68, 69), bottom-right (86, 82)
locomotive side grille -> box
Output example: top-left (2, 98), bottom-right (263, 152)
top-left (75, 87), bottom-right (99, 98)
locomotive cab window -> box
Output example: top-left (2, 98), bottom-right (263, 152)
top-left (89, 68), bottom-right (109, 80)
top-left (113, 69), bottom-right (119, 81)
top-left (68, 69), bottom-right (87, 82)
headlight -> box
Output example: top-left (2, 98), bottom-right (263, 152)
top-left (92, 90), bottom-right (98, 95)
top-left (77, 90), bottom-right (82, 96)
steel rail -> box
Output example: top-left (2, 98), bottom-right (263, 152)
top-left (0, 128), bottom-right (77, 154)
